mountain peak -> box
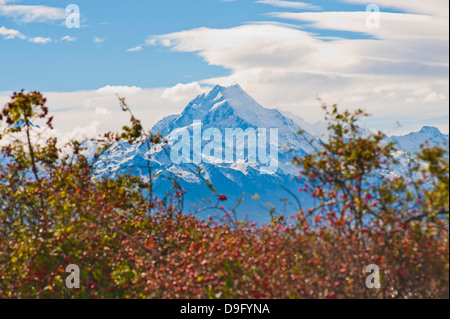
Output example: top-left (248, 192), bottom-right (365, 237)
top-left (153, 83), bottom-right (299, 138)
top-left (212, 83), bottom-right (243, 92)
top-left (153, 84), bottom-right (257, 134)
top-left (419, 126), bottom-right (442, 135)
top-left (208, 84), bottom-right (250, 104)
top-left (390, 125), bottom-right (448, 155)
top-left (177, 83), bottom-right (264, 120)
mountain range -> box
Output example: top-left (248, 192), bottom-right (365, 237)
top-left (95, 85), bottom-right (449, 223)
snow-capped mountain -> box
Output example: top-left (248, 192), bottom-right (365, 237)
top-left (389, 126), bottom-right (449, 155)
top-left (153, 84), bottom-right (321, 174)
top-left (95, 84), bottom-right (448, 223)
top-left (96, 85), bottom-right (322, 221)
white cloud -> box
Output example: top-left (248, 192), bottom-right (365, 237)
top-left (94, 36), bottom-right (106, 43)
top-left (0, 26), bottom-right (25, 39)
top-left (256, 0), bottom-right (321, 10)
top-left (0, 0), bottom-right (66, 23)
top-left (61, 35), bottom-right (77, 42)
top-left (145, 38), bottom-right (157, 46)
top-left (28, 36), bottom-right (52, 44)
top-left (270, 11), bottom-right (449, 40)
top-left (162, 82), bottom-right (206, 103)
top-left (96, 85), bottom-right (143, 96)
top-left (1, 26), bottom-right (76, 46)
top-left (423, 91), bottom-right (446, 103)
top-left (95, 106), bottom-right (111, 117)
top-left (342, 0), bottom-right (449, 17)
top-left (148, 25), bottom-right (324, 71)
top-left (0, 85), bottom-right (204, 138)
top-left (127, 45), bottom-right (143, 52)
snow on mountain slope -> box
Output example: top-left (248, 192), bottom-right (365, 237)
top-left (154, 84), bottom-right (321, 154)
top-left (279, 109), bottom-right (374, 142)
top-left (389, 126), bottom-right (449, 155)
top-left (277, 110), bottom-right (329, 140)
top-left (152, 84), bottom-right (322, 176)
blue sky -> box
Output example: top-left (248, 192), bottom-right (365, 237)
top-left (0, 0), bottom-right (448, 135)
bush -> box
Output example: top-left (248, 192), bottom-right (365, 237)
top-left (0, 92), bottom-right (448, 298)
